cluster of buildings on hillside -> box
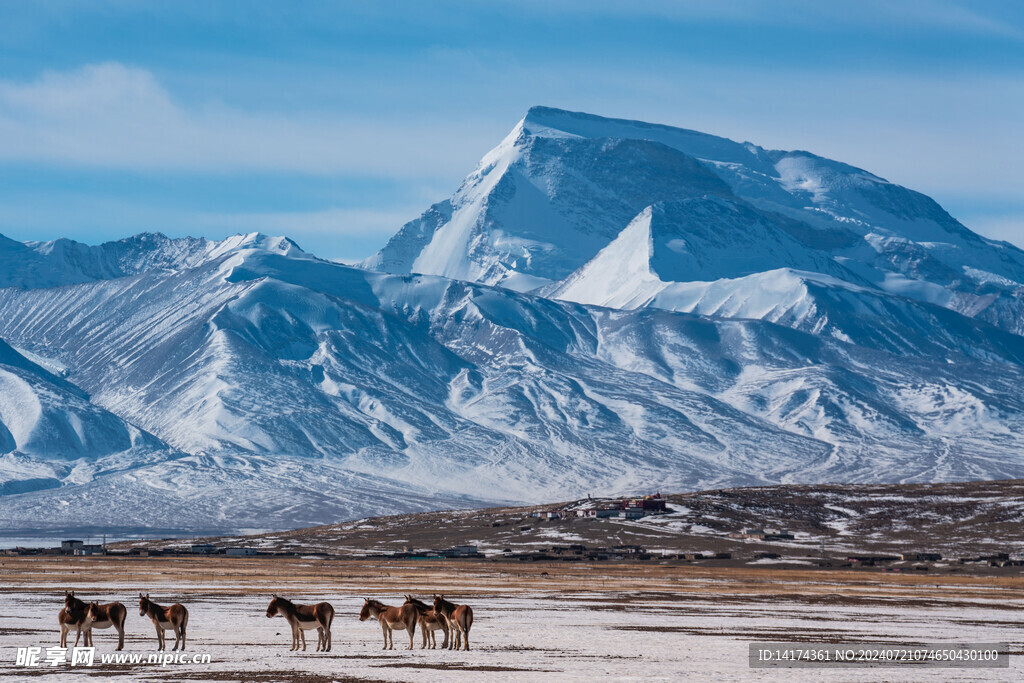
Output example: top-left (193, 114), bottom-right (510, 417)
top-left (532, 494), bottom-right (669, 521)
top-left (729, 527), bottom-right (795, 541)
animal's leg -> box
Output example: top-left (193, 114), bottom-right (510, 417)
top-left (60, 625), bottom-right (67, 648)
top-left (299, 626), bottom-right (307, 652)
top-left (116, 624), bottom-right (124, 651)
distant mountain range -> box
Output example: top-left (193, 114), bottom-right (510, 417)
top-left (2, 107), bottom-right (1024, 537)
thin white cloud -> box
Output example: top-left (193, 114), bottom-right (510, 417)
top-left (0, 62), bottom-right (495, 177)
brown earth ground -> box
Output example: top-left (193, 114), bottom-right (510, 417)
top-left (4, 556), bottom-right (1023, 602)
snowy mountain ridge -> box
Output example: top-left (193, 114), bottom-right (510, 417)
top-left (0, 230), bottom-right (302, 289)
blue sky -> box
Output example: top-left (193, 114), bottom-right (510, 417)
top-left (1, 1), bottom-right (1022, 260)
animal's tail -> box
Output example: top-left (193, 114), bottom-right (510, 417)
top-left (465, 606), bottom-right (474, 633)
top-left (182, 608), bottom-right (189, 637)
top-left (327, 606), bottom-right (335, 631)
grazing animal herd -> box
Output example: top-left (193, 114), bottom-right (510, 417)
top-left (58, 591), bottom-right (473, 652)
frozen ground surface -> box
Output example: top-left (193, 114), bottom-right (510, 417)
top-left (0, 559), bottom-right (1021, 681)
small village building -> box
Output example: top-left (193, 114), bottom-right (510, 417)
top-left (73, 544), bottom-right (104, 556)
top-left (61, 540), bottom-right (84, 554)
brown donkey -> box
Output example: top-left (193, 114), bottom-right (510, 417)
top-left (404, 595), bottom-right (449, 649)
top-left (82, 600), bottom-right (127, 650)
top-left (433, 594), bottom-right (473, 651)
top-left (59, 592), bottom-right (88, 648)
top-left (266, 595), bottom-right (334, 652)
top-left (359, 598), bottom-right (418, 650)
top-left (138, 594), bottom-right (189, 651)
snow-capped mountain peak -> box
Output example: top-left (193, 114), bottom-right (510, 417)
top-left (368, 106), bottom-right (1024, 338)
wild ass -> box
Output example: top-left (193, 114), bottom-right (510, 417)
top-left (403, 595), bottom-right (449, 649)
top-left (359, 598), bottom-right (418, 650)
top-left (265, 595), bottom-right (334, 652)
top-left (81, 600), bottom-right (128, 650)
top-left (138, 594), bottom-right (189, 651)
top-left (433, 594), bottom-right (473, 651)
top-left (58, 592), bottom-right (88, 648)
